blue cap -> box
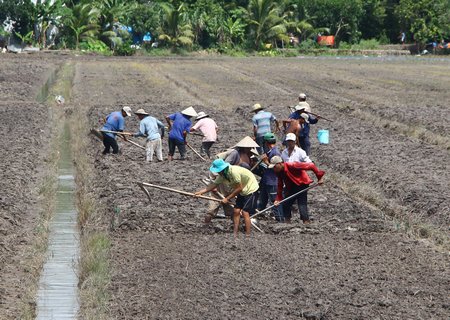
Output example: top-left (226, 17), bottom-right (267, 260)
top-left (210, 159), bottom-right (230, 173)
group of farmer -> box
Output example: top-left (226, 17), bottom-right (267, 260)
top-left (98, 92), bottom-right (325, 237)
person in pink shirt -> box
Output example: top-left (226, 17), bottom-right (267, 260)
top-left (190, 111), bottom-right (218, 159)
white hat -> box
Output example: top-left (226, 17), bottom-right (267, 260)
top-left (196, 111), bottom-right (208, 120)
top-left (268, 155), bottom-right (283, 168)
top-left (294, 102), bottom-right (311, 113)
top-left (285, 133), bottom-right (296, 141)
top-left (181, 106), bottom-right (198, 117)
top-left (233, 136), bottom-right (260, 148)
top-left (122, 106), bottom-right (132, 117)
top-left (252, 103), bottom-right (264, 112)
top-left (134, 108), bottom-right (148, 115)
top-left (300, 113), bottom-right (310, 124)
top-left (298, 93), bottom-right (307, 100)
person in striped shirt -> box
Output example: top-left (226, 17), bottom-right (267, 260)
top-left (251, 103), bottom-right (280, 154)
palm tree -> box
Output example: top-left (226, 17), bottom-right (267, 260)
top-left (96, 0), bottom-right (134, 31)
top-left (65, 3), bottom-right (100, 50)
top-left (247, 0), bottom-right (287, 50)
top-left (34, 0), bottom-right (66, 48)
top-left (220, 17), bottom-right (246, 47)
top-left (157, 4), bottom-right (194, 49)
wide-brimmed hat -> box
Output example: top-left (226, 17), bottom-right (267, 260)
top-left (196, 111), bottom-right (209, 120)
top-left (300, 113), bottom-right (310, 124)
top-left (181, 106), bottom-right (198, 117)
top-left (122, 106), bottom-right (132, 117)
top-left (210, 159), bottom-right (230, 173)
top-left (298, 93), bottom-right (307, 100)
top-left (252, 103), bottom-right (264, 112)
top-left (233, 136), bottom-right (260, 148)
top-left (134, 108), bottom-right (148, 115)
top-left (285, 133), bottom-right (296, 141)
top-left (268, 155), bottom-right (283, 168)
top-left (294, 102), bottom-right (311, 113)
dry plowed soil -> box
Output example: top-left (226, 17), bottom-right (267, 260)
top-left (1, 54), bottom-right (449, 319)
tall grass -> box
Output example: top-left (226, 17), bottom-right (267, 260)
top-left (70, 70), bottom-right (111, 319)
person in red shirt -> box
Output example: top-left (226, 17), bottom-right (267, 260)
top-left (269, 156), bottom-right (325, 223)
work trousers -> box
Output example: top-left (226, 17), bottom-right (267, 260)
top-left (257, 183), bottom-right (283, 221)
top-left (207, 184), bottom-right (234, 218)
top-left (168, 138), bottom-right (186, 159)
top-left (282, 184), bottom-right (309, 222)
top-left (255, 136), bottom-right (269, 154)
top-left (201, 141), bottom-right (215, 159)
top-left (102, 133), bottom-right (119, 154)
top-left (299, 136), bottom-right (311, 155)
top-left (146, 138), bottom-right (163, 162)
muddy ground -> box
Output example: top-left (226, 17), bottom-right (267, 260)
top-left (1, 54), bottom-right (449, 319)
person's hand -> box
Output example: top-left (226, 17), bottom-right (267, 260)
top-left (274, 200), bottom-right (280, 206)
top-left (317, 177), bottom-right (325, 185)
top-left (221, 198), bottom-right (229, 204)
top-left (260, 154), bottom-right (268, 161)
top-left (194, 191), bottom-right (203, 197)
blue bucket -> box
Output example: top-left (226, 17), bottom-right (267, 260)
top-left (317, 129), bottom-right (329, 144)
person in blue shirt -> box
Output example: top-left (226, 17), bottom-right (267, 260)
top-left (133, 108), bottom-right (165, 162)
top-left (165, 106), bottom-right (197, 161)
top-left (101, 106), bottom-right (132, 154)
top-left (257, 132), bottom-right (284, 221)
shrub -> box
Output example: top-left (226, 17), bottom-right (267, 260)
top-left (114, 40), bottom-right (136, 56)
top-left (80, 39), bottom-right (110, 54)
top-left (298, 39), bottom-right (319, 50)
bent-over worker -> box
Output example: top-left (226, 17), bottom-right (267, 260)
top-left (195, 159), bottom-right (259, 237)
top-left (166, 106), bottom-right (197, 161)
top-left (101, 106), bottom-right (132, 154)
top-left (270, 156), bottom-right (325, 224)
top-left (190, 111), bottom-right (218, 159)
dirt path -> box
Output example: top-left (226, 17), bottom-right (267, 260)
top-left (71, 57), bottom-right (449, 319)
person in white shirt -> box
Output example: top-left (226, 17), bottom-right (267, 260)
top-left (281, 133), bottom-right (311, 163)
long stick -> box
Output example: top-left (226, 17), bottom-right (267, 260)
top-left (138, 182), bottom-right (222, 202)
top-left (250, 183), bottom-right (320, 219)
top-left (100, 130), bottom-right (134, 136)
top-left (189, 132), bottom-right (205, 137)
top-left (186, 143), bottom-right (208, 161)
top-left (250, 158), bottom-right (263, 172)
top-left (125, 139), bottom-right (145, 150)
top-left (286, 106), bottom-right (333, 122)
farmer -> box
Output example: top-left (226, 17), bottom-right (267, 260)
top-left (100, 106), bottom-right (132, 154)
top-left (165, 106), bottom-right (197, 161)
top-left (297, 93), bottom-right (311, 109)
top-left (270, 156), bottom-right (325, 224)
top-left (257, 133), bottom-right (283, 221)
top-left (252, 103), bottom-right (280, 154)
top-left (285, 104), bottom-right (318, 155)
top-left (190, 111), bottom-right (218, 159)
top-left (281, 133), bottom-right (311, 163)
top-left (133, 108), bottom-right (165, 162)
top-left (205, 136), bottom-right (259, 223)
top-left (195, 159), bottom-right (259, 237)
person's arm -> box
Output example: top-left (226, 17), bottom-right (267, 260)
top-left (274, 173), bottom-right (284, 204)
top-left (165, 115), bottom-right (173, 130)
top-left (134, 121), bottom-right (146, 138)
top-left (282, 119), bottom-right (292, 130)
top-left (291, 162), bottom-right (325, 182)
top-left (157, 120), bottom-right (165, 138)
top-left (274, 119), bottom-right (281, 133)
top-left (195, 183), bottom-right (218, 196)
top-left (308, 115), bottom-right (318, 124)
top-left (223, 184), bottom-right (244, 204)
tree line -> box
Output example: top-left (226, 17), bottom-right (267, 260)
top-left (1, 0), bottom-right (449, 53)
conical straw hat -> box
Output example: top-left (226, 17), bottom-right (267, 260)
top-left (233, 136), bottom-right (260, 148)
top-left (294, 102), bottom-right (311, 113)
top-left (181, 106), bottom-right (198, 117)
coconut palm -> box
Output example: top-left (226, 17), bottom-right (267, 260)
top-left (64, 3), bottom-right (100, 50)
top-left (157, 4), bottom-right (194, 49)
top-left (247, 0), bottom-right (287, 49)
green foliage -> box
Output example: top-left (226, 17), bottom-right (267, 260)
top-left (298, 38), bottom-right (319, 50)
top-left (351, 38), bottom-right (380, 49)
top-left (63, 3), bottom-right (100, 49)
top-left (79, 38), bottom-right (110, 53)
top-left (157, 3), bottom-right (194, 49)
top-left (113, 40), bottom-right (136, 56)
top-left (396, 0), bottom-right (448, 44)
top-left (247, 0), bottom-right (287, 49)
top-left (15, 30), bottom-right (34, 47)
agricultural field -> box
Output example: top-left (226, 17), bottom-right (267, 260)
top-left (0, 53), bottom-right (449, 319)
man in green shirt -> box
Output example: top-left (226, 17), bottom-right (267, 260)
top-left (195, 159), bottom-right (259, 237)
